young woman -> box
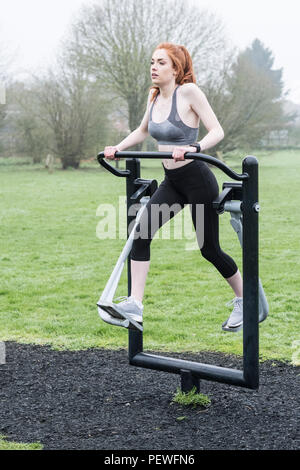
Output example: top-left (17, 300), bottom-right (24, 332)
top-left (101, 43), bottom-right (243, 332)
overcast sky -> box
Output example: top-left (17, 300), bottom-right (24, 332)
top-left (1, 0), bottom-right (300, 103)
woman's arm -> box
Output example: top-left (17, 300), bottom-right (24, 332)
top-left (172, 84), bottom-right (224, 162)
top-left (116, 127), bottom-right (148, 151)
top-left (105, 90), bottom-right (153, 158)
top-left (184, 83), bottom-right (224, 152)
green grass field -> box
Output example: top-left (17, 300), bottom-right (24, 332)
top-left (0, 151), bottom-right (299, 363)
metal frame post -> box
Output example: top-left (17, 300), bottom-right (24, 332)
top-left (242, 156), bottom-right (259, 389)
top-left (180, 369), bottom-right (201, 393)
top-left (126, 158), bottom-right (141, 296)
top-left (125, 158), bottom-right (144, 361)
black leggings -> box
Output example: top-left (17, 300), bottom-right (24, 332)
top-left (131, 160), bottom-right (238, 279)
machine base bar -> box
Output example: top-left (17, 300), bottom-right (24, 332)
top-left (130, 352), bottom-right (251, 388)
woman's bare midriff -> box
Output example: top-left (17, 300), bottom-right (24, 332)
top-left (159, 144), bottom-right (194, 170)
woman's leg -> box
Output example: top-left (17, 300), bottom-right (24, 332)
top-left (225, 269), bottom-right (243, 298)
top-left (130, 177), bottom-right (186, 302)
top-left (199, 203), bottom-right (240, 281)
top-left (190, 193), bottom-right (244, 329)
top-left (100, 176), bottom-right (187, 322)
top-left (158, 161), bottom-right (244, 330)
top-left (185, 161), bottom-right (241, 288)
top-left (130, 260), bottom-right (150, 302)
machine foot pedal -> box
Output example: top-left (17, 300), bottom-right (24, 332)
top-left (97, 301), bottom-right (143, 332)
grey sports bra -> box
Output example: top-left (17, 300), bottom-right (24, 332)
top-left (148, 85), bottom-right (199, 145)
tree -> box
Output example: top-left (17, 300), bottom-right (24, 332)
top-left (7, 66), bottom-right (112, 168)
top-left (2, 48), bottom-right (115, 167)
top-left (0, 89), bottom-right (5, 132)
top-left (0, 36), bottom-right (8, 136)
top-left (7, 81), bottom-right (51, 162)
top-left (30, 58), bottom-right (112, 168)
top-left (243, 38), bottom-right (283, 95)
top-left (0, 29), bottom-right (19, 154)
top-left (67, 0), bottom-right (229, 144)
top-left (203, 39), bottom-right (289, 153)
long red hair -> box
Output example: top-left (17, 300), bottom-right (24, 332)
top-left (150, 43), bottom-right (196, 102)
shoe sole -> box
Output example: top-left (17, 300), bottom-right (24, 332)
top-left (97, 301), bottom-right (143, 331)
top-left (222, 311), bottom-right (269, 333)
top-left (222, 321), bottom-right (243, 333)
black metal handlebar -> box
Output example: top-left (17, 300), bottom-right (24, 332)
top-left (97, 151), bottom-right (249, 181)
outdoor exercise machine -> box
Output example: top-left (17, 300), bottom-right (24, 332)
top-left (96, 151), bottom-right (268, 392)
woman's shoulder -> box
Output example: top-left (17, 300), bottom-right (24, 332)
top-left (180, 82), bottom-right (198, 91)
top-left (179, 83), bottom-right (205, 101)
top-left (179, 82), bottom-right (202, 94)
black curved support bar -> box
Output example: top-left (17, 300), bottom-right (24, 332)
top-left (97, 153), bottom-right (131, 177)
top-left (97, 151), bottom-right (248, 181)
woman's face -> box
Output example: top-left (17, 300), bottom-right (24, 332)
top-left (150, 49), bottom-right (176, 86)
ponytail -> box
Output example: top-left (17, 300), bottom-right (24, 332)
top-left (177, 45), bottom-right (196, 85)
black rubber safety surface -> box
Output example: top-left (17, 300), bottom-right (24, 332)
top-left (0, 342), bottom-right (299, 450)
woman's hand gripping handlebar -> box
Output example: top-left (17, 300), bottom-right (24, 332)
top-left (104, 146), bottom-right (121, 161)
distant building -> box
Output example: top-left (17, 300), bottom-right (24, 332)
top-left (260, 100), bottom-right (300, 148)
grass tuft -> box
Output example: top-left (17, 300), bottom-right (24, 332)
top-left (172, 387), bottom-right (211, 409)
top-left (0, 435), bottom-right (42, 450)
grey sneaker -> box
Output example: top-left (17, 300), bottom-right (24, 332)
top-left (222, 297), bottom-right (243, 332)
top-left (98, 296), bottom-right (143, 323)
